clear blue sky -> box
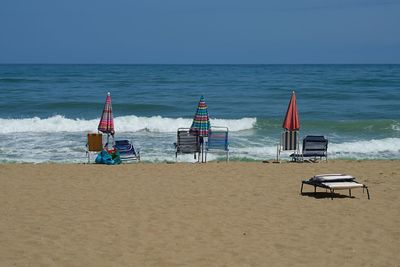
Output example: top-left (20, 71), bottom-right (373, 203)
top-left (1, 0), bottom-right (399, 64)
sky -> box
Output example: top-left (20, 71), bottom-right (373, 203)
top-left (0, 0), bottom-right (399, 64)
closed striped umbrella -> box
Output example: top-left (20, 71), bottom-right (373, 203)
top-left (98, 92), bottom-right (115, 136)
top-left (190, 95), bottom-right (210, 137)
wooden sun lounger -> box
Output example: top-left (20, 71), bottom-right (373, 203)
top-left (300, 174), bottom-right (370, 200)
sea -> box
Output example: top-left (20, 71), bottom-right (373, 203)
top-left (0, 64), bottom-right (399, 163)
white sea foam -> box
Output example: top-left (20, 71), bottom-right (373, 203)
top-left (0, 115), bottom-right (256, 134)
top-left (392, 123), bottom-right (400, 132)
top-left (228, 138), bottom-right (400, 160)
top-left (328, 138), bottom-right (400, 158)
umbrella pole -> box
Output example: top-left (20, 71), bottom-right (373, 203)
top-left (202, 141), bottom-right (204, 163)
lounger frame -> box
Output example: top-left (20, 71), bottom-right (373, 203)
top-left (300, 178), bottom-right (370, 200)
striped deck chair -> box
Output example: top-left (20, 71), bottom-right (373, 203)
top-left (205, 126), bottom-right (229, 162)
top-left (276, 130), bottom-right (300, 162)
top-left (86, 133), bottom-right (103, 163)
top-left (174, 128), bottom-right (201, 162)
top-left (114, 140), bottom-right (140, 162)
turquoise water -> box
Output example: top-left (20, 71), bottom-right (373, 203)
top-left (0, 64), bottom-right (399, 162)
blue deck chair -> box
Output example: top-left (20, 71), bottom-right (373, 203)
top-left (114, 140), bottom-right (140, 162)
top-left (205, 126), bottom-right (229, 162)
top-left (291, 135), bottom-right (328, 162)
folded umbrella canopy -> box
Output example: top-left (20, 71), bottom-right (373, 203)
top-left (276, 91), bottom-right (301, 161)
top-left (282, 91), bottom-right (300, 131)
top-left (98, 92), bottom-right (115, 147)
top-left (190, 96), bottom-right (210, 162)
top-left (98, 92), bottom-right (115, 135)
top-left (190, 95), bottom-right (210, 137)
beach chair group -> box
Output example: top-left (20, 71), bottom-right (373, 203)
top-left (87, 129), bottom-right (328, 164)
top-left (86, 133), bottom-right (140, 163)
top-left (87, 126), bottom-right (229, 164)
top-left (174, 126), bottom-right (229, 162)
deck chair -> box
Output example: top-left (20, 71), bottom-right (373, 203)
top-left (301, 174), bottom-right (370, 199)
top-left (114, 140), bottom-right (140, 162)
top-left (86, 133), bottom-right (103, 163)
top-left (205, 126), bottom-right (229, 162)
top-left (277, 130), bottom-right (300, 162)
top-left (292, 135), bottom-right (328, 162)
top-left (174, 128), bottom-right (201, 162)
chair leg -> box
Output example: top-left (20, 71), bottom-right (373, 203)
top-left (331, 189), bottom-right (334, 200)
top-left (349, 189), bottom-right (352, 197)
top-left (276, 145), bottom-right (279, 162)
top-left (366, 186), bottom-right (370, 200)
top-left (300, 182), bottom-right (304, 194)
top-left (276, 145), bottom-right (281, 162)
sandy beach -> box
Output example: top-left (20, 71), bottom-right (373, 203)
top-left (0, 160), bottom-right (399, 266)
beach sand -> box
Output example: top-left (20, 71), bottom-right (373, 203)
top-left (0, 160), bottom-right (399, 266)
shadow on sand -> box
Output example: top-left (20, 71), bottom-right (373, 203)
top-left (300, 192), bottom-right (355, 199)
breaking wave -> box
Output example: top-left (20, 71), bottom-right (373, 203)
top-left (0, 115), bottom-right (256, 134)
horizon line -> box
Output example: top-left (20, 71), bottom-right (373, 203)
top-left (1, 63), bottom-right (399, 65)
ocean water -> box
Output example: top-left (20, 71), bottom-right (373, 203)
top-left (0, 64), bottom-right (399, 163)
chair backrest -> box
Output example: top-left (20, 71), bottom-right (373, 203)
top-left (302, 135), bottom-right (328, 156)
top-left (281, 130), bottom-right (299, 151)
top-left (176, 128), bottom-right (200, 153)
top-left (87, 133), bottom-right (103, 152)
top-left (114, 139), bottom-right (135, 153)
top-left (207, 127), bottom-right (228, 151)
top-left (115, 140), bottom-right (130, 146)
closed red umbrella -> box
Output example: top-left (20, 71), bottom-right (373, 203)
top-left (282, 91), bottom-right (300, 131)
top-left (98, 92), bottom-right (115, 147)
